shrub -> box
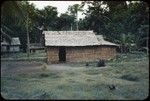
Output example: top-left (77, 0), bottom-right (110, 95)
top-left (120, 74), bottom-right (139, 81)
top-left (85, 62), bottom-right (89, 66)
top-left (41, 63), bottom-right (47, 71)
top-left (97, 59), bottom-right (106, 67)
top-left (39, 73), bottom-right (49, 78)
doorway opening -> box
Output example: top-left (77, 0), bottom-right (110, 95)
top-left (59, 47), bottom-right (66, 62)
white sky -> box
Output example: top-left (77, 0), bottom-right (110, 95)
top-left (28, 1), bottom-right (87, 20)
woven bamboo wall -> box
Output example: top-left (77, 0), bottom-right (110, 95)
top-left (46, 46), bottom-right (116, 63)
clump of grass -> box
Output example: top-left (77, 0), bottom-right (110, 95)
top-left (41, 63), bottom-right (47, 71)
top-left (120, 74), bottom-right (139, 81)
top-left (38, 92), bottom-right (49, 99)
top-left (32, 90), bottom-right (52, 99)
top-left (84, 69), bottom-right (100, 75)
top-left (49, 72), bottom-right (61, 78)
top-left (85, 63), bottom-right (89, 66)
top-left (97, 59), bottom-right (106, 67)
top-left (86, 79), bottom-right (95, 82)
top-left (67, 79), bottom-right (76, 83)
top-left (38, 72), bottom-right (61, 78)
top-left (66, 72), bottom-right (76, 76)
top-left (39, 73), bottom-right (49, 78)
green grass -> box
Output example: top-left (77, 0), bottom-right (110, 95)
top-left (1, 51), bottom-right (47, 62)
top-left (1, 52), bottom-right (149, 100)
top-left (1, 50), bottom-right (46, 59)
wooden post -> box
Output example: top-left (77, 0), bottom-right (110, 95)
top-left (147, 31), bottom-right (149, 55)
top-left (76, 21), bottom-right (78, 31)
top-left (26, 13), bottom-right (30, 58)
top-left (76, 12), bottom-right (78, 31)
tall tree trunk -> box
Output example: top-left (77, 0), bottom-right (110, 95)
top-left (26, 14), bottom-right (30, 58)
top-left (76, 13), bottom-right (78, 31)
top-left (147, 36), bottom-right (149, 55)
top-left (71, 23), bottom-right (72, 31)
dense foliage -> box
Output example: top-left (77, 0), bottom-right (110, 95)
top-left (1, 1), bottom-right (149, 52)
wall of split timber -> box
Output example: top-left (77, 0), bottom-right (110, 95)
top-left (47, 47), bottom-right (59, 63)
top-left (46, 46), bottom-right (117, 63)
top-left (66, 46), bottom-right (116, 62)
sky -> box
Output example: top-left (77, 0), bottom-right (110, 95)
top-left (28, 1), bottom-right (87, 20)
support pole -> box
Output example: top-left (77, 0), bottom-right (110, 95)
top-left (26, 13), bottom-right (30, 58)
top-left (76, 12), bottom-right (78, 31)
top-left (71, 23), bottom-right (72, 31)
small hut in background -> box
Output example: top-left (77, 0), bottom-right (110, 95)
top-left (9, 37), bottom-right (21, 52)
top-left (43, 31), bottom-right (119, 63)
top-left (1, 39), bottom-right (9, 52)
top-left (1, 37), bottom-right (21, 53)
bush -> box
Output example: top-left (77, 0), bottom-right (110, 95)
top-left (39, 73), bottom-right (49, 78)
top-left (41, 63), bottom-right (47, 71)
top-left (120, 74), bottom-right (139, 81)
top-left (85, 63), bottom-right (89, 66)
top-left (97, 59), bottom-right (106, 67)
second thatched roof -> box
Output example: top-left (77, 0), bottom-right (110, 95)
top-left (10, 37), bottom-right (21, 45)
top-left (96, 35), bottom-right (119, 46)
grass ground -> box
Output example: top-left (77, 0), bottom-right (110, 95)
top-left (1, 52), bottom-right (149, 100)
top-left (1, 50), bottom-right (46, 60)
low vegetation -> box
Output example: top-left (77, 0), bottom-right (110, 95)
top-left (96, 59), bottom-right (106, 67)
top-left (1, 52), bottom-right (149, 100)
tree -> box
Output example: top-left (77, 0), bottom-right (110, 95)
top-left (1, 1), bottom-right (28, 52)
top-left (1, 1), bottom-right (24, 36)
top-left (56, 13), bottom-right (75, 30)
top-left (81, 1), bottom-right (149, 53)
top-left (37, 6), bottom-right (58, 30)
top-left (68, 4), bottom-right (83, 30)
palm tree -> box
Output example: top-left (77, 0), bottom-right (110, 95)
top-left (1, 1), bottom-right (31, 56)
top-left (1, 1), bottom-right (25, 29)
top-left (68, 4), bottom-right (83, 30)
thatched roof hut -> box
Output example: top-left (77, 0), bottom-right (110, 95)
top-left (43, 31), bottom-right (118, 63)
top-left (9, 37), bottom-right (21, 52)
top-left (1, 37), bottom-right (21, 52)
top-left (10, 37), bottom-right (21, 45)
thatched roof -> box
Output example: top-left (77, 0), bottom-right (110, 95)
top-left (43, 31), bottom-right (118, 46)
top-left (10, 37), bottom-right (21, 45)
top-left (1, 40), bottom-right (9, 45)
top-left (43, 31), bottom-right (100, 46)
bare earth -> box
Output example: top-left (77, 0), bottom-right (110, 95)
top-left (1, 61), bottom-right (108, 76)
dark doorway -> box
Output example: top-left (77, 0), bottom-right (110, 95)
top-left (59, 47), bottom-right (66, 62)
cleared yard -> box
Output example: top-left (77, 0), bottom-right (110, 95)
top-left (1, 53), bottom-right (149, 100)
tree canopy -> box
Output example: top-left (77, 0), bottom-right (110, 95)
top-left (1, 1), bottom-right (149, 53)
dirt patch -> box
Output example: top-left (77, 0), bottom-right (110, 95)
top-left (120, 74), bottom-right (139, 81)
top-left (1, 61), bottom-right (111, 77)
top-left (1, 61), bottom-right (82, 77)
top-left (1, 61), bottom-right (43, 76)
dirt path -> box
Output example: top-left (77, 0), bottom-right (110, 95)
top-left (1, 61), bottom-right (42, 76)
top-left (1, 61), bottom-right (108, 76)
top-left (1, 61), bottom-right (78, 76)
